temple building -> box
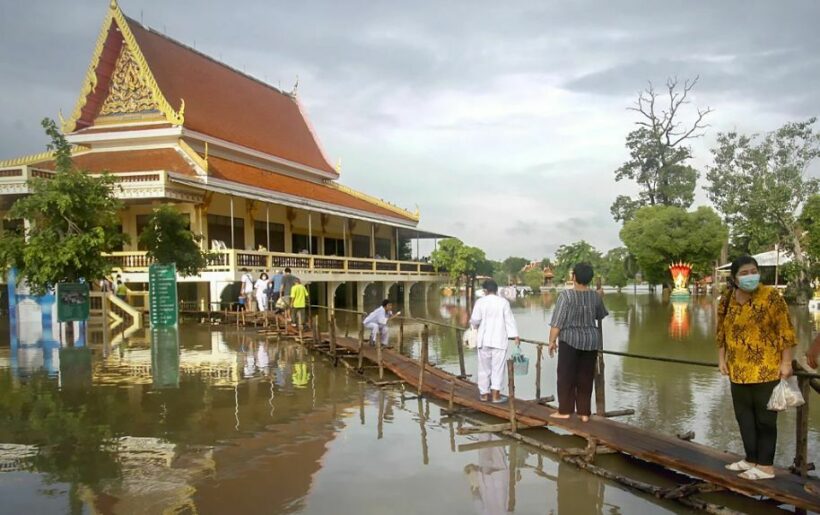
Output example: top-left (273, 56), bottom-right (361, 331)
top-left (0, 1), bottom-right (446, 314)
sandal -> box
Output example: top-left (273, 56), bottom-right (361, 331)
top-left (738, 467), bottom-right (775, 480)
top-left (490, 395), bottom-right (508, 404)
top-left (725, 459), bottom-right (753, 472)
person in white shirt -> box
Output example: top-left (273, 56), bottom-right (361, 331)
top-left (470, 279), bottom-right (520, 403)
top-left (254, 273), bottom-right (269, 311)
top-left (363, 300), bottom-right (401, 346)
top-left (240, 271), bottom-right (255, 311)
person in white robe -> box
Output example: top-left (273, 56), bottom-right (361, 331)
top-left (470, 279), bottom-right (519, 403)
top-left (363, 300), bottom-right (400, 346)
top-left (254, 273), bottom-right (269, 311)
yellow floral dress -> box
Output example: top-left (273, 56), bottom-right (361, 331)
top-left (716, 285), bottom-right (796, 384)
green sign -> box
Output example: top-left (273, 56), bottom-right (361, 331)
top-left (56, 282), bottom-right (90, 322)
top-left (149, 263), bottom-right (178, 327)
top-left (151, 327), bottom-right (180, 389)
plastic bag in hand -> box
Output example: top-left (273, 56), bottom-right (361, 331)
top-left (767, 377), bottom-right (805, 412)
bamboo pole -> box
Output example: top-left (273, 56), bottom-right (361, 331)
top-left (456, 327), bottom-right (466, 378)
top-left (329, 315), bottom-right (337, 365)
top-left (376, 335), bottom-right (384, 380)
top-left (418, 325), bottom-right (429, 395)
top-left (507, 442), bottom-right (517, 512)
top-left (312, 314), bottom-right (319, 347)
top-left (357, 314), bottom-right (365, 372)
top-left (507, 359), bottom-right (517, 432)
top-left (594, 318), bottom-right (606, 416)
top-left (448, 379), bottom-right (455, 413)
top-left (793, 372), bottom-right (810, 477)
top-left (536, 345), bottom-right (543, 401)
top-left (398, 317), bottom-right (404, 354)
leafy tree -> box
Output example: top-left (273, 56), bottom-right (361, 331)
top-left (620, 205), bottom-right (726, 285)
top-left (398, 239), bottom-right (413, 261)
top-left (522, 268), bottom-right (543, 290)
top-left (601, 247), bottom-right (632, 290)
top-left (799, 194), bottom-right (820, 264)
top-left (553, 240), bottom-right (603, 283)
top-left (706, 119), bottom-right (820, 292)
top-left (501, 256), bottom-right (529, 283)
top-left (611, 77), bottom-right (712, 223)
top-left (0, 119), bottom-right (126, 294)
top-left (430, 238), bottom-right (490, 285)
top-left (539, 257), bottom-right (553, 269)
top-left (138, 205), bottom-right (208, 277)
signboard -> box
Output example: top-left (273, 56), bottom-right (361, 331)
top-left (56, 282), bottom-right (90, 322)
top-left (149, 263), bottom-right (178, 327)
top-left (151, 327), bottom-right (180, 389)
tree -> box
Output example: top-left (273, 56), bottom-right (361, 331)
top-left (0, 119), bottom-right (126, 294)
top-left (430, 238), bottom-right (490, 285)
top-left (601, 247), bottom-right (632, 290)
top-left (553, 241), bottom-right (603, 283)
top-left (706, 119), bottom-right (820, 291)
top-left (620, 205), bottom-right (726, 285)
top-left (138, 205), bottom-right (208, 277)
top-left (398, 239), bottom-right (412, 261)
top-left (799, 194), bottom-right (820, 265)
top-left (611, 77), bottom-right (712, 223)
top-left (522, 268), bottom-right (543, 290)
top-left (501, 256), bottom-right (529, 283)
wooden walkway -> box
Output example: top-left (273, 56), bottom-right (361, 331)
top-left (300, 329), bottom-right (820, 513)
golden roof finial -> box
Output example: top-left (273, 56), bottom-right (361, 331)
top-left (335, 157), bottom-right (342, 173)
top-left (110, 0), bottom-right (118, 9)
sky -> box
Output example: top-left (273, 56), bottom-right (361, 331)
top-left (1, 1), bottom-right (819, 260)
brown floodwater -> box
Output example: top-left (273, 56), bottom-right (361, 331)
top-left (0, 292), bottom-right (816, 514)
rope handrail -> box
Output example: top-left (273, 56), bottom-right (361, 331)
top-left (309, 304), bottom-right (820, 380)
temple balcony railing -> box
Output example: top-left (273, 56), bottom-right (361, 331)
top-left (103, 249), bottom-right (443, 280)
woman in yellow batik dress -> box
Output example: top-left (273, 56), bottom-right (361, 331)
top-left (717, 255), bottom-right (795, 480)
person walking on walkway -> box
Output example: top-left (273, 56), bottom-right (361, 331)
top-left (290, 278), bottom-right (309, 329)
top-left (280, 267), bottom-right (297, 321)
top-left (254, 273), bottom-right (269, 311)
top-left (718, 255), bottom-right (795, 480)
top-left (269, 269), bottom-right (283, 310)
top-left (470, 279), bottom-right (519, 403)
top-left (363, 300), bottom-right (400, 346)
top-left (548, 263), bottom-right (608, 422)
top-left (240, 270), bottom-right (255, 311)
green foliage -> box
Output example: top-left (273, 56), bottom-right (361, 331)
top-left (0, 119), bottom-right (127, 294)
top-left (138, 205), bottom-right (208, 277)
top-left (539, 257), bottom-right (553, 269)
top-left (398, 239), bottom-right (413, 260)
top-left (706, 118), bottom-right (820, 261)
top-left (799, 195), bottom-right (820, 276)
top-left (522, 268), bottom-right (543, 290)
top-left (554, 240), bottom-right (603, 283)
top-left (601, 247), bottom-right (632, 289)
top-left (620, 205), bottom-right (727, 284)
top-left (430, 238), bottom-right (490, 283)
top-left (502, 256), bottom-right (529, 275)
top-left (610, 78), bottom-right (709, 223)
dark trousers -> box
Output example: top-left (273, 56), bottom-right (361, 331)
top-left (556, 341), bottom-right (597, 416)
top-left (730, 380), bottom-right (779, 466)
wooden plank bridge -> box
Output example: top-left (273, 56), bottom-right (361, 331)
top-left (256, 310), bottom-right (819, 513)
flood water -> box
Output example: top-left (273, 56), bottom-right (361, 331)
top-left (0, 291), bottom-right (817, 514)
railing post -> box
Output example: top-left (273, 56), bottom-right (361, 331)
top-left (372, 259), bottom-right (376, 272)
top-left (456, 327), bottom-right (466, 379)
top-left (398, 317), bottom-right (404, 354)
top-left (357, 314), bottom-right (365, 372)
top-left (536, 345), bottom-right (543, 401)
top-left (507, 359), bottom-right (517, 432)
top-left (793, 366), bottom-right (810, 477)
top-left (377, 334), bottom-right (384, 380)
top-left (310, 256), bottom-right (315, 270)
top-left (594, 319), bottom-right (606, 416)
top-left (329, 315), bottom-right (337, 365)
top-left (418, 324), bottom-right (429, 395)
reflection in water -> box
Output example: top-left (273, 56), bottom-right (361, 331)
top-left (464, 434), bottom-right (509, 515)
top-left (668, 301), bottom-right (690, 340)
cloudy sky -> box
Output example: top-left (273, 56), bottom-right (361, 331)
top-left (1, 1), bottom-right (818, 260)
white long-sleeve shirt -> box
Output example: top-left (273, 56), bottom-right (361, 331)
top-left (364, 306), bottom-right (389, 327)
top-left (469, 294), bottom-right (518, 350)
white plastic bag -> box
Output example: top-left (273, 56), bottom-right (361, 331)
top-left (767, 377), bottom-right (805, 412)
top-left (463, 327), bottom-right (477, 349)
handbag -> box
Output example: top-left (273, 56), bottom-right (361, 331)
top-left (511, 346), bottom-right (529, 376)
top-left (463, 327), bottom-right (478, 349)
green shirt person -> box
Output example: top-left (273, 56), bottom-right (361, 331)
top-left (290, 279), bottom-right (309, 327)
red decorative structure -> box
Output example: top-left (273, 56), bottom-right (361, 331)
top-left (669, 262), bottom-right (693, 297)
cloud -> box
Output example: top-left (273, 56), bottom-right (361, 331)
top-left (1, 0), bottom-right (818, 260)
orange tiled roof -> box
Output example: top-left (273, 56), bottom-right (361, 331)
top-left (207, 156), bottom-right (416, 222)
top-left (123, 18), bottom-right (337, 176)
top-left (34, 149), bottom-right (196, 176)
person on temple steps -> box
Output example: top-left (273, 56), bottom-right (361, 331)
top-left (290, 278), bottom-right (309, 329)
top-left (470, 279), bottom-right (520, 403)
top-left (548, 262), bottom-right (608, 422)
top-left (718, 255), bottom-right (795, 481)
top-left (363, 300), bottom-right (400, 347)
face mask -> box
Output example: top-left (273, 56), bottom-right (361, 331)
top-left (737, 274), bottom-right (760, 292)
